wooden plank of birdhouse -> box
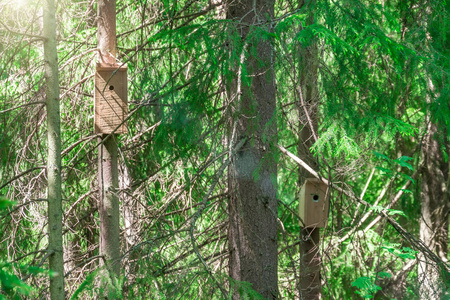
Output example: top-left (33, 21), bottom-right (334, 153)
top-left (94, 63), bottom-right (128, 134)
top-left (299, 178), bottom-right (329, 228)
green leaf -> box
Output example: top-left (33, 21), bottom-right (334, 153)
top-left (374, 151), bottom-right (391, 161)
top-left (352, 276), bottom-right (382, 298)
top-left (387, 209), bottom-right (407, 217)
top-left (23, 266), bottom-right (47, 275)
top-left (352, 276), bottom-right (372, 289)
top-left (378, 271), bottom-right (392, 279)
top-left (400, 247), bottom-right (418, 259)
top-left (400, 174), bottom-right (415, 184)
top-left (376, 167), bottom-right (393, 175)
top-left (0, 265), bottom-right (33, 296)
top-left (382, 245), bottom-right (417, 259)
top-left (394, 156), bottom-right (414, 171)
top-left (0, 197), bottom-right (16, 210)
top-left (369, 205), bottom-right (384, 213)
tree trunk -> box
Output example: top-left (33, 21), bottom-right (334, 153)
top-left (227, 0), bottom-right (278, 299)
top-left (97, 0), bottom-right (120, 276)
top-left (297, 1), bottom-right (321, 299)
top-left (418, 120), bottom-right (449, 300)
top-left (98, 136), bottom-right (120, 275)
top-left (44, 0), bottom-right (65, 298)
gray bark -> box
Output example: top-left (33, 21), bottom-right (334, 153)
top-left (44, 0), bottom-right (65, 298)
top-left (98, 136), bottom-right (120, 275)
top-left (418, 121), bottom-right (449, 300)
top-left (227, 0), bottom-right (278, 299)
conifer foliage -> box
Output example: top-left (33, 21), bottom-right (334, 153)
top-left (0, 0), bottom-right (449, 299)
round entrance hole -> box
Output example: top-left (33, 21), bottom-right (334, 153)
top-left (312, 194), bottom-right (319, 202)
top-left (109, 85), bottom-right (114, 90)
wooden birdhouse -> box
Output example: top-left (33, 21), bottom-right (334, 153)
top-left (299, 178), bottom-right (329, 228)
top-left (94, 62), bottom-right (128, 134)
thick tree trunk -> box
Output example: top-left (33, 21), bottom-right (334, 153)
top-left (418, 121), bottom-right (449, 300)
top-left (227, 0), bottom-right (278, 299)
top-left (44, 0), bottom-right (65, 298)
top-left (97, 0), bottom-right (120, 276)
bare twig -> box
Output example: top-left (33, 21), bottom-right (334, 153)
top-left (340, 176), bottom-right (395, 243)
top-left (350, 167), bottom-right (376, 225)
top-left (0, 19), bottom-right (46, 40)
top-left (189, 138), bottom-right (246, 299)
top-left (0, 166), bottom-right (46, 191)
top-left (0, 101), bottom-right (45, 115)
top-left (59, 48), bottom-right (99, 71)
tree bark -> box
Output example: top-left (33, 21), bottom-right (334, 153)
top-left (98, 0), bottom-right (117, 64)
top-left (227, 0), bottom-right (278, 299)
top-left (418, 121), bottom-right (449, 300)
top-left (98, 136), bottom-right (120, 275)
top-left (297, 1), bottom-right (321, 299)
top-left (44, 0), bottom-right (65, 298)
top-left (97, 0), bottom-right (120, 276)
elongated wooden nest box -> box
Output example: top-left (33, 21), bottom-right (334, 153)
top-left (94, 62), bottom-right (128, 134)
top-left (299, 178), bottom-right (329, 228)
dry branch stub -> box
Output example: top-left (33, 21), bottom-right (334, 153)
top-left (299, 178), bottom-right (329, 228)
top-left (94, 62), bottom-right (128, 134)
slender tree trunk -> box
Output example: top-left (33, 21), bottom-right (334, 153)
top-left (297, 71), bottom-right (321, 299)
top-left (44, 0), bottom-right (64, 298)
top-left (297, 1), bottom-right (321, 299)
top-left (98, 137), bottom-right (120, 275)
top-left (227, 0), bottom-right (278, 299)
top-left (418, 120), bottom-right (449, 300)
top-left (97, 0), bottom-right (120, 276)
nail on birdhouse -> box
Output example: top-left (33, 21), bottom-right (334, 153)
top-left (94, 62), bottom-right (128, 134)
top-left (299, 178), bottom-right (329, 228)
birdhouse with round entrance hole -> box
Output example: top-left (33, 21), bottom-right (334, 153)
top-left (94, 62), bottom-right (128, 134)
top-left (299, 178), bottom-right (329, 228)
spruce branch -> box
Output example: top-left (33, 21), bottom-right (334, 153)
top-left (278, 144), bottom-right (450, 274)
top-left (189, 138), bottom-right (246, 299)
